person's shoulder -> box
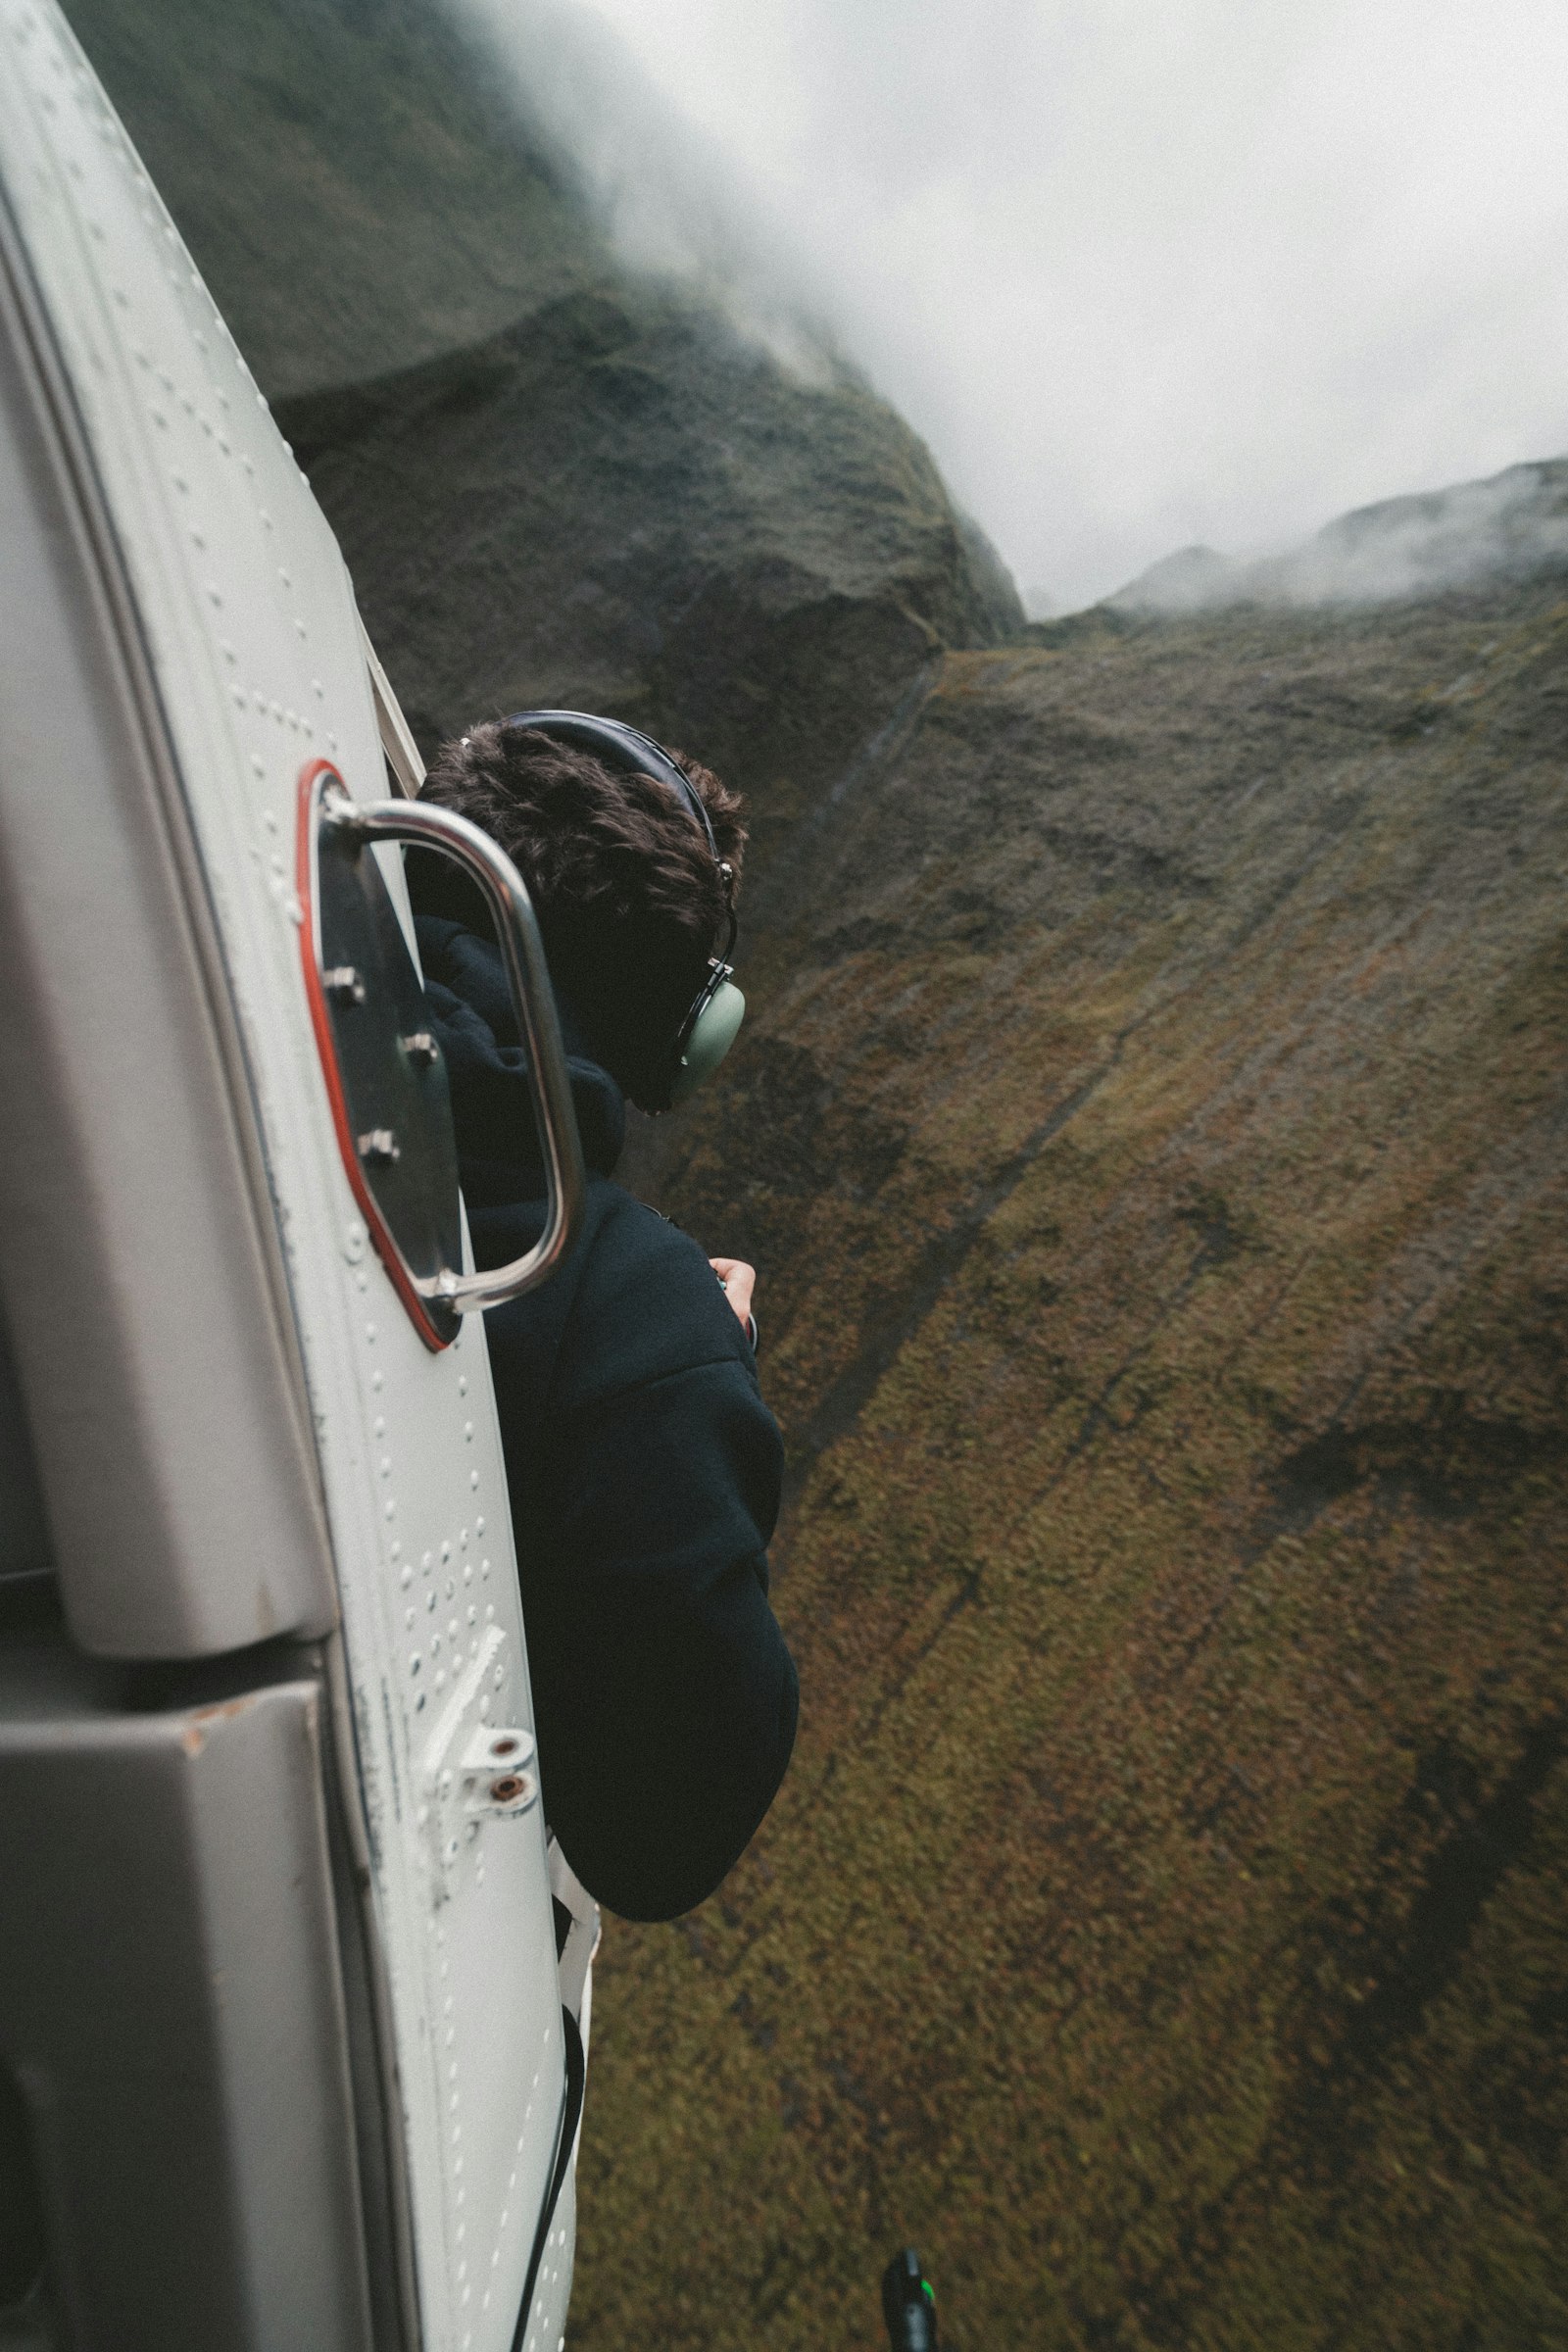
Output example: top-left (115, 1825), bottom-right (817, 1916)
top-left (564, 1186), bottom-right (760, 1403)
top-left (582, 1186), bottom-right (739, 1332)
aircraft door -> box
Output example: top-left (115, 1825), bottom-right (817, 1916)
top-left (0, 12), bottom-right (592, 2347)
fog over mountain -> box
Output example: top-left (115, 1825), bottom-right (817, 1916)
top-left (470, 0), bottom-right (1568, 612)
top-left (439, 0), bottom-right (838, 378)
top-left (1108, 459), bottom-right (1568, 614)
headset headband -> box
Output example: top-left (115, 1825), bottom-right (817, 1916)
top-left (507, 710), bottom-right (722, 861)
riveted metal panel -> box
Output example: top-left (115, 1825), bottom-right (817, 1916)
top-left (0, 1306), bottom-right (49, 1586)
top-left (0, 12), bottom-right (579, 2347)
top-left (0, 1660), bottom-right (371, 2350)
top-left (0, 198), bottom-right (336, 1658)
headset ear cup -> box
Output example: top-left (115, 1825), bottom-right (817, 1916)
top-left (668, 980), bottom-right (746, 1103)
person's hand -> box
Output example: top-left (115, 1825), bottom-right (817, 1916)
top-left (709, 1257), bottom-right (756, 1331)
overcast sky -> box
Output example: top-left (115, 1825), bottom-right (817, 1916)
top-left (536, 0), bottom-right (1568, 612)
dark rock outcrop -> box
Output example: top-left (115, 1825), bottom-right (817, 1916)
top-left (276, 286), bottom-right (1019, 810)
top-left (67, 0), bottom-right (1021, 822)
top-left (67, 0), bottom-right (604, 395)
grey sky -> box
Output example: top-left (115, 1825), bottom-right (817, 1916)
top-left (502, 0), bottom-right (1568, 612)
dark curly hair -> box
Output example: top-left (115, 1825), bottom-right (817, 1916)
top-left (416, 720), bottom-right (747, 1110)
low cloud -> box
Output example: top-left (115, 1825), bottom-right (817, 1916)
top-left (444, 0), bottom-right (1568, 612)
top-left (1109, 460), bottom-right (1568, 614)
top-left (440, 0), bottom-right (843, 381)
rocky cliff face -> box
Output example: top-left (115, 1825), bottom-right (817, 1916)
top-left (64, 4), bottom-right (1568, 2347)
top-left (66, 0), bottom-right (610, 396)
top-left (277, 290), bottom-right (1019, 825)
top-left (67, 0), bottom-right (1020, 820)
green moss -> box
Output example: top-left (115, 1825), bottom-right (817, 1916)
top-left (595, 583), bottom-right (1568, 2350)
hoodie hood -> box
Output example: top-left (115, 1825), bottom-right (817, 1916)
top-left (416, 914), bottom-right (625, 1200)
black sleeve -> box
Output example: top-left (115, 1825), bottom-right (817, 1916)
top-left (484, 1200), bottom-right (798, 1921)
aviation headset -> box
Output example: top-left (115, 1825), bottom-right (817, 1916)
top-left (505, 710), bottom-right (746, 1109)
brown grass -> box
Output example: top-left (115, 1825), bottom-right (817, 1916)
top-left (585, 584), bottom-right (1568, 2351)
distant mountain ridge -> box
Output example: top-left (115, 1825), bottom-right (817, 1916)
top-left (1105, 455), bottom-right (1568, 615)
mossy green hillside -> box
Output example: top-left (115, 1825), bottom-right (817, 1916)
top-left (593, 583), bottom-right (1568, 2351)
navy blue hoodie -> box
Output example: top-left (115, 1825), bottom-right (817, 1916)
top-left (416, 914), bottom-right (798, 1921)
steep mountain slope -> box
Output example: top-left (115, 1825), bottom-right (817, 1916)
top-left (594, 570), bottom-right (1568, 2352)
top-left (61, 4), bottom-right (1568, 2347)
